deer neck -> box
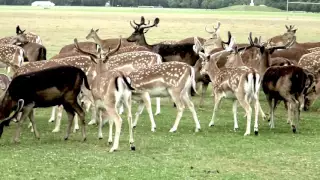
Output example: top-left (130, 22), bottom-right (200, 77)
top-left (137, 34), bottom-right (153, 49)
top-left (92, 33), bottom-right (103, 47)
top-left (260, 51), bottom-right (271, 76)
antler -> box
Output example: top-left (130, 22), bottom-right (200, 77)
top-left (130, 16), bottom-right (150, 29)
top-left (16, 25), bottom-right (25, 35)
top-left (140, 18), bottom-right (160, 30)
top-left (103, 36), bottom-right (122, 63)
top-left (221, 31), bottom-right (231, 48)
top-left (214, 21), bottom-right (221, 31)
top-left (205, 25), bottom-right (215, 34)
top-left (73, 38), bottom-right (99, 64)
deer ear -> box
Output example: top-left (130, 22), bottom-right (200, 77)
top-left (254, 37), bottom-right (258, 44)
top-left (292, 29), bottom-right (297, 34)
top-left (95, 29), bottom-right (99, 33)
top-left (141, 16), bottom-right (145, 24)
top-left (154, 18), bottom-right (160, 26)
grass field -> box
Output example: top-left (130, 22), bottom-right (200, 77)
top-left (1, 6), bottom-right (320, 180)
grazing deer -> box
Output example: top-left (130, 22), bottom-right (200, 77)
top-left (85, 28), bottom-right (135, 50)
top-left (194, 37), bottom-right (261, 136)
top-left (74, 38), bottom-right (162, 133)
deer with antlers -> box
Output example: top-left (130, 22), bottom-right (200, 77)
top-left (268, 25), bottom-right (320, 50)
top-left (73, 37), bottom-right (163, 134)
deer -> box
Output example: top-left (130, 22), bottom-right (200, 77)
top-left (0, 66), bottom-right (91, 142)
top-left (0, 25), bottom-right (43, 45)
top-left (10, 26), bottom-right (47, 62)
top-left (268, 25), bottom-right (320, 50)
top-left (262, 65), bottom-right (315, 133)
top-left (127, 16), bottom-right (210, 108)
top-left (74, 38), bottom-right (136, 152)
top-left (121, 61), bottom-right (201, 133)
top-left (85, 28), bottom-right (135, 50)
top-left (14, 55), bottom-right (97, 133)
top-left (194, 36), bottom-right (261, 136)
top-left (74, 38), bottom-right (162, 133)
top-left (0, 44), bottom-right (27, 74)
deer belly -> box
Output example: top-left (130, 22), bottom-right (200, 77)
top-left (145, 87), bottom-right (169, 97)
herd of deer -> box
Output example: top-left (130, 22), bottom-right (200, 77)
top-left (0, 16), bottom-right (319, 152)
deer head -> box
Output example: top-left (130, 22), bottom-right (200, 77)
top-left (86, 28), bottom-right (99, 40)
top-left (205, 21), bottom-right (221, 39)
top-left (267, 25), bottom-right (297, 47)
top-left (11, 25), bottom-right (28, 45)
top-left (127, 16), bottom-right (160, 43)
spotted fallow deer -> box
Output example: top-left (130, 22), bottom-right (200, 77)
top-left (74, 39), bottom-right (135, 152)
top-left (74, 38), bottom-right (162, 133)
top-left (194, 37), bottom-right (261, 136)
top-left (122, 61), bottom-right (201, 133)
top-left (0, 44), bottom-right (27, 74)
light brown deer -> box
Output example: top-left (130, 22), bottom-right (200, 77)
top-left (74, 38), bottom-right (162, 133)
top-left (85, 28), bottom-right (135, 50)
top-left (122, 61), bottom-right (201, 133)
top-left (0, 25), bottom-right (43, 45)
top-left (194, 36), bottom-right (261, 136)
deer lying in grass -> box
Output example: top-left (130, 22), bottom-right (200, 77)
top-left (0, 66), bottom-right (91, 142)
top-left (194, 36), bottom-right (261, 136)
top-left (74, 38), bottom-right (162, 133)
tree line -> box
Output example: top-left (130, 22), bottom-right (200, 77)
top-left (1, 0), bottom-right (320, 12)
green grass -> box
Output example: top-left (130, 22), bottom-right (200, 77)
top-left (0, 6), bottom-right (320, 180)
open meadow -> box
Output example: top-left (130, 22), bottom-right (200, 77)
top-left (1, 6), bottom-right (320, 179)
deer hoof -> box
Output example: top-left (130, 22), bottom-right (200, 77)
top-left (254, 131), bottom-right (259, 136)
top-left (131, 146), bottom-right (136, 151)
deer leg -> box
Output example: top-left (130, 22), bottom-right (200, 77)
top-left (28, 108), bottom-right (40, 139)
top-left (168, 89), bottom-right (185, 133)
top-left (181, 92), bottom-right (201, 132)
top-left (253, 97), bottom-right (260, 135)
top-left (199, 82), bottom-right (209, 108)
top-left (133, 101), bottom-right (144, 128)
top-left (72, 102), bottom-right (86, 141)
top-left (123, 90), bottom-right (135, 151)
top-left (108, 110), bottom-right (123, 152)
top-left (52, 105), bottom-right (63, 132)
top-left (48, 106), bottom-right (57, 122)
top-left (73, 114), bottom-right (79, 133)
top-left (237, 95), bottom-right (252, 136)
top-left (13, 104), bottom-right (34, 143)
top-left (232, 100), bottom-right (239, 131)
top-left (63, 105), bottom-right (75, 141)
top-left (141, 92), bottom-right (156, 132)
top-left (155, 97), bottom-right (161, 115)
top-left (209, 94), bottom-right (223, 127)
top-left (118, 103), bottom-right (124, 115)
top-left (290, 99), bottom-right (299, 133)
